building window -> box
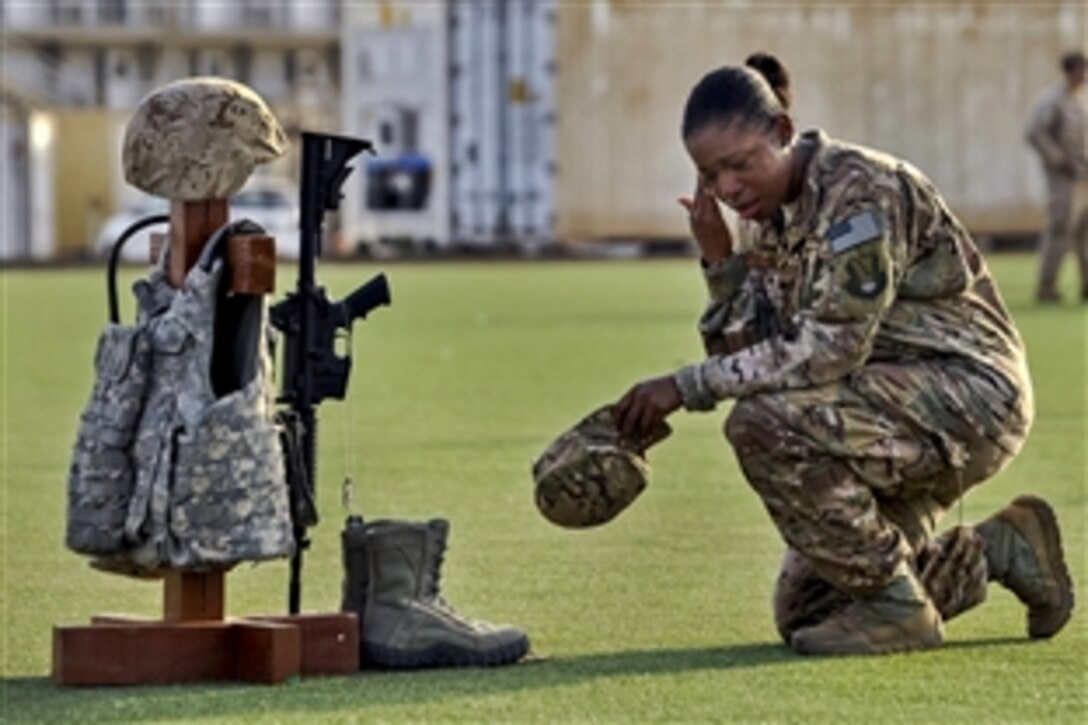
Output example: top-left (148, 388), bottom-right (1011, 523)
top-left (232, 45), bottom-right (253, 85)
top-left (243, 0), bottom-right (281, 28)
top-left (148, 0), bottom-right (189, 28)
top-left (53, 0), bottom-right (85, 25)
top-left (99, 0), bottom-right (127, 25)
top-left (135, 44), bottom-right (158, 82)
top-left (285, 50), bottom-right (297, 84)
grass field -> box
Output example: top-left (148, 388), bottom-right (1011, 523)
top-left (1, 254), bottom-right (1085, 722)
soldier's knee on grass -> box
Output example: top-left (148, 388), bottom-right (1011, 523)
top-left (773, 548), bottom-right (851, 644)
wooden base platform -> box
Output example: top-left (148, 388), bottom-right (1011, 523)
top-left (52, 572), bottom-right (359, 686)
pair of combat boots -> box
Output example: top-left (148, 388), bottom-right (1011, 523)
top-left (341, 517), bottom-right (530, 668)
top-left (792, 495), bottom-right (1075, 656)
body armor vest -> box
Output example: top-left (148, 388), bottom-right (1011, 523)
top-left (67, 226), bottom-right (294, 571)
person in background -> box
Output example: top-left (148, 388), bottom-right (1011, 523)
top-left (1025, 50), bottom-right (1088, 303)
top-left (612, 52), bottom-right (1074, 655)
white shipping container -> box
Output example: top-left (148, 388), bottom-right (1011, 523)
top-left (342, 21), bottom-right (450, 248)
top-left (340, 0), bottom-right (556, 250)
top-left (449, 0), bottom-right (555, 245)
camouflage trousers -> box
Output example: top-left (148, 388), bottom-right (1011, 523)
top-left (724, 359), bottom-right (1032, 640)
top-left (1037, 173), bottom-right (1088, 297)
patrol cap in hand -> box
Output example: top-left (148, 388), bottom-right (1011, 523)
top-left (122, 77), bottom-right (287, 200)
top-left (532, 405), bottom-right (671, 528)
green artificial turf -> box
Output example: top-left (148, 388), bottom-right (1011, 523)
top-left (1, 254), bottom-right (1084, 722)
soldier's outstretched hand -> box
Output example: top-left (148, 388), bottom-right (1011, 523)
top-left (678, 180), bottom-right (732, 263)
top-left (613, 376), bottom-right (682, 442)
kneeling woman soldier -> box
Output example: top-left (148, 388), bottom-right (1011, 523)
top-left (613, 53), bottom-right (1073, 655)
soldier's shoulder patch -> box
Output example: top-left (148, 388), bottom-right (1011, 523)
top-left (826, 210), bottom-right (883, 255)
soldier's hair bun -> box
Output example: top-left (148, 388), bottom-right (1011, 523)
top-left (682, 57), bottom-right (790, 139)
top-left (745, 52), bottom-right (792, 110)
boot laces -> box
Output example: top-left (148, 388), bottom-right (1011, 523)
top-left (427, 548), bottom-right (462, 616)
top-left (826, 599), bottom-right (872, 631)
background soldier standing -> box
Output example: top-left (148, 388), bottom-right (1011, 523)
top-left (1025, 50), bottom-right (1088, 303)
top-left (613, 53), bottom-right (1074, 655)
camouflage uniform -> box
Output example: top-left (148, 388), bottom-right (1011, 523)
top-left (1025, 82), bottom-right (1088, 299)
top-left (672, 130), bottom-right (1034, 637)
top-left (67, 325), bottom-right (154, 555)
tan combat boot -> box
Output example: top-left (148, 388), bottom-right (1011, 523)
top-left (790, 563), bottom-right (942, 656)
top-left (976, 495), bottom-right (1074, 639)
top-left (361, 518), bottom-right (530, 668)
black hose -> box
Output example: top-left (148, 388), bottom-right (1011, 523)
top-left (106, 214), bottom-right (169, 324)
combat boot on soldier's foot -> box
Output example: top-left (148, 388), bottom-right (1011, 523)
top-left (976, 495), bottom-right (1074, 639)
top-left (360, 518), bottom-right (530, 668)
top-left (790, 564), bottom-right (942, 656)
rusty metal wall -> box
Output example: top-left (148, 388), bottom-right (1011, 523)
top-left (556, 0), bottom-right (1085, 241)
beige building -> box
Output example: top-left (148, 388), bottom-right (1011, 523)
top-left (556, 0), bottom-right (1086, 242)
top-left (2, 1), bottom-right (1084, 257)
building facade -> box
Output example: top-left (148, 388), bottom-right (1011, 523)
top-left (1, 0), bottom-right (341, 258)
top-left (2, 1), bottom-right (1084, 258)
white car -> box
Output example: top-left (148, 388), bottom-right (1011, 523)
top-left (94, 177), bottom-right (301, 263)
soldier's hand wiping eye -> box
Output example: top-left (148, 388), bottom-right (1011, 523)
top-left (678, 179), bottom-right (732, 264)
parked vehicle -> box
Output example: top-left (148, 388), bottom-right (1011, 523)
top-left (94, 177), bottom-right (301, 263)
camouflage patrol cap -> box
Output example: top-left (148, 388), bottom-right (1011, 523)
top-left (122, 77), bottom-right (287, 200)
top-left (532, 406), bottom-right (671, 528)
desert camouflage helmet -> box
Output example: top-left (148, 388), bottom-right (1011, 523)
top-left (532, 406), bottom-right (670, 528)
top-left (122, 76), bottom-right (287, 200)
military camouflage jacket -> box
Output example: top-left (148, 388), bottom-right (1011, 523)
top-left (673, 130), bottom-right (1032, 412)
top-left (1025, 82), bottom-right (1088, 177)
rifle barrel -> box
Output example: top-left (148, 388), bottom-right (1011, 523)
top-left (285, 131), bottom-right (377, 615)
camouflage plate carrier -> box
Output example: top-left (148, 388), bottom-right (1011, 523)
top-left (67, 224), bottom-right (294, 572)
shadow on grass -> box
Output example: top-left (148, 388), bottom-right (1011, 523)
top-left (0, 636), bottom-right (1035, 721)
top-left (2, 642), bottom-right (787, 720)
top-left (938, 635), bottom-right (1028, 651)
